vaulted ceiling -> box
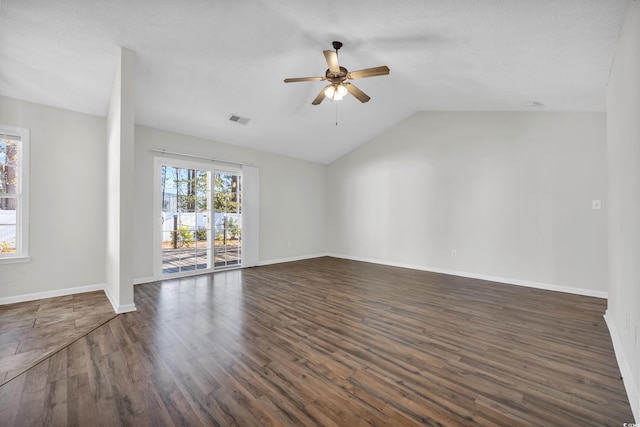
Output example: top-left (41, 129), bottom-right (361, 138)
top-left (0, 0), bottom-right (629, 164)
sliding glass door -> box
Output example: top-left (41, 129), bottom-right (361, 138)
top-left (157, 159), bottom-right (242, 276)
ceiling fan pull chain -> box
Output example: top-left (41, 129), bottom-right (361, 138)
top-left (335, 103), bottom-right (339, 126)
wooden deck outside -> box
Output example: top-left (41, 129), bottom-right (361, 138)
top-left (162, 243), bottom-right (241, 274)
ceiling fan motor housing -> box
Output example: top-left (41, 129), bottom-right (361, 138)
top-left (326, 66), bottom-right (348, 81)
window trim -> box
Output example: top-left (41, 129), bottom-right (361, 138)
top-left (0, 124), bottom-right (30, 263)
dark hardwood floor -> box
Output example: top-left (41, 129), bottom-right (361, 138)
top-left (0, 257), bottom-right (633, 425)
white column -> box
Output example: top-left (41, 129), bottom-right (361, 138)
top-left (105, 47), bottom-right (136, 313)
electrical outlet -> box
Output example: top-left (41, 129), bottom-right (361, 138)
top-left (451, 250), bottom-right (457, 258)
top-left (592, 200), bottom-right (601, 210)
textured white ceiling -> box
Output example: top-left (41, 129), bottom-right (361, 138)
top-left (0, 0), bottom-right (629, 164)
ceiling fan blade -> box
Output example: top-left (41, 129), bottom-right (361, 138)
top-left (347, 66), bottom-right (390, 80)
top-left (344, 83), bottom-right (371, 103)
top-left (312, 85), bottom-right (330, 105)
top-left (323, 50), bottom-right (340, 74)
top-left (284, 76), bottom-right (326, 83)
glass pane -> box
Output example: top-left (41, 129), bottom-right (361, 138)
top-left (233, 175), bottom-right (241, 214)
top-left (175, 213), bottom-right (194, 248)
top-left (214, 173), bottom-right (234, 213)
top-left (214, 243), bottom-right (225, 267)
top-left (195, 247), bottom-right (209, 270)
top-left (196, 170), bottom-right (208, 196)
top-left (0, 224), bottom-right (16, 254)
top-left (161, 166), bottom-right (178, 213)
top-left (0, 198), bottom-right (17, 254)
top-left (0, 139), bottom-right (19, 195)
top-left (0, 165), bottom-right (18, 195)
top-left (0, 139), bottom-right (19, 166)
top-left (177, 168), bottom-right (189, 212)
top-left (0, 197), bottom-right (17, 219)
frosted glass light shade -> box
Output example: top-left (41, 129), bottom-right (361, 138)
top-left (324, 84), bottom-right (348, 101)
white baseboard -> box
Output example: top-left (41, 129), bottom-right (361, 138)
top-left (327, 253), bottom-right (608, 299)
top-left (604, 310), bottom-right (639, 422)
top-left (0, 283), bottom-right (105, 305)
top-left (133, 276), bottom-right (155, 285)
top-left (257, 253), bottom-right (329, 267)
top-left (103, 285), bottom-right (137, 314)
top-left (115, 303), bottom-right (137, 314)
top-left (0, 283), bottom-right (136, 315)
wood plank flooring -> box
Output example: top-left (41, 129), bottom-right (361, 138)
top-left (0, 257), bottom-right (634, 425)
top-left (0, 291), bottom-right (117, 387)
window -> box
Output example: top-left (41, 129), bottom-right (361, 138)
top-left (0, 125), bottom-right (29, 263)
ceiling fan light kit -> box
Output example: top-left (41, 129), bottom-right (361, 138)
top-left (284, 41), bottom-right (390, 105)
top-left (324, 84), bottom-right (348, 101)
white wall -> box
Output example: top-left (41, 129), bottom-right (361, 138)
top-left (327, 112), bottom-right (607, 296)
top-left (607, 0), bottom-right (640, 420)
top-left (132, 126), bottom-right (326, 281)
top-left (0, 96), bottom-right (107, 299)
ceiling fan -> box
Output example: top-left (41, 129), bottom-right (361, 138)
top-left (284, 41), bottom-right (390, 105)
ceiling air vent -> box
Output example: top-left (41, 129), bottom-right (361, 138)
top-left (229, 114), bottom-right (250, 125)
